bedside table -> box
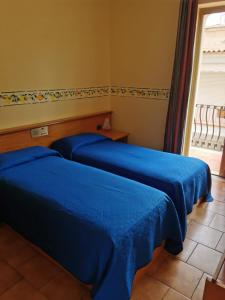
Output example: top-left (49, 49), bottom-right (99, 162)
top-left (97, 129), bottom-right (129, 143)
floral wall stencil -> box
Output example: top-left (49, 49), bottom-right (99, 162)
top-left (110, 87), bottom-right (170, 100)
top-left (0, 87), bottom-right (110, 107)
top-left (0, 86), bottom-right (170, 107)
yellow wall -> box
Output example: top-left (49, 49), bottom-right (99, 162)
top-left (111, 0), bottom-right (180, 149)
top-left (0, 0), bottom-right (111, 129)
top-left (0, 0), bottom-right (181, 150)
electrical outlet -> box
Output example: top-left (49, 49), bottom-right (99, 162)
top-left (31, 126), bottom-right (48, 138)
top-left (96, 124), bottom-right (102, 130)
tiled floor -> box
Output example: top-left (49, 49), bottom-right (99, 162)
top-left (0, 176), bottom-right (224, 300)
top-left (189, 147), bottom-right (223, 175)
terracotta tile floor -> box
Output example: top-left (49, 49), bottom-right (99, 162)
top-left (189, 147), bottom-right (223, 175)
top-left (0, 176), bottom-right (224, 300)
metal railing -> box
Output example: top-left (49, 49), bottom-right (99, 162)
top-left (191, 104), bottom-right (225, 151)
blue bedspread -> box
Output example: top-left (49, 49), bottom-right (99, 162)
top-left (0, 146), bottom-right (183, 300)
top-left (52, 133), bottom-right (213, 239)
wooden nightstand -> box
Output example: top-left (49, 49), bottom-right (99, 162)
top-left (97, 129), bottom-right (129, 143)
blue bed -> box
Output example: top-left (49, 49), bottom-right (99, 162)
top-left (52, 133), bottom-right (213, 239)
top-left (0, 146), bottom-right (183, 300)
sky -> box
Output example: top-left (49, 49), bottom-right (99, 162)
top-left (205, 12), bottom-right (225, 27)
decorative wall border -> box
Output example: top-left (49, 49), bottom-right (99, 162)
top-left (0, 86), bottom-right (170, 107)
top-left (0, 87), bottom-right (110, 107)
top-left (111, 86), bottom-right (170, 100)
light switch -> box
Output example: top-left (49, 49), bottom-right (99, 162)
top-left (31, 126), bottom-right (48, 138)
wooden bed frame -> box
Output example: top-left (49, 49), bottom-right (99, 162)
top-left (0, 110), bottom-right (112, 153)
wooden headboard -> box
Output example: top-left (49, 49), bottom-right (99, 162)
top-left (0, 110), bottom-right (112, 153)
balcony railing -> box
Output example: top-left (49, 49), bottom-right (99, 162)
top-left (191, 104), bottom-right (225, 151)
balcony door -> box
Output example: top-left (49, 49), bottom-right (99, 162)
top-left (184, 5), bottom-right (225, 178)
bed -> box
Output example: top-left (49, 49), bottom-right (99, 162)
top-left (0, 146), bottom-right (183, 300)
top-left (51, 133), bottom-right (213, 239)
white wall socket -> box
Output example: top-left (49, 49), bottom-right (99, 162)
top-left (31, 126), bottom-right (49, 138)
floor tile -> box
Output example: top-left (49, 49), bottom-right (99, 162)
top-left (0, 225), bottom-right (17, 240)
top-left (212, 175), bottom-right (225, 182)
top-left (0, 228), bottom-right (27, 260)
top-left (140, 248), bottom-right (169, 277)
top-left (212, 189), bottom-right (225, 202)
top-left (152, 256), bottom-right (202, 298)
top-left (40, 273), bottom-right (86, 300)
top-left (192, 273), bottom-right (211, 300)
top-left (18, 255), bottom-right (62, 289)
top-left (211, 180), bottom-right (225, 202)
top-left (0, 260), bottom-right (22, 295)
top-left (81, 290), bottom-right (92, 300)
top-left (3, 241), bottom-right (37, 268)
top-left (0, 226), bottom-right (12, 242)
top-left (187, 221), bottom-right (222, 248)
top-left (0, 233), bottom-right (37, 267)
top-left (131, 275), bottom-right (169, 300)
top-left (176, 238), bottom-right (197, 262)
top-left (203, 200), bottom-right (225, 216)
top-left (189, 148), bottom-right (221, 175)
top-left (163, 289), bottom-right (189, 300)
top-left (209, 214), bottom-right (225, 232)
top-left (0, 226), bottom-right (28, 244)
top-left (0, 237), bottom-right (27, 260)
top-left (0, 280), bottom-right (48, 300)
top-left (212, 177), bottom-right (224, 186)
top-left (216, 233), bottom-right (225, 252)
top-left (189, 205), bottom-right (215, 226)
top-left (187, 244), bottom-right (222, 275)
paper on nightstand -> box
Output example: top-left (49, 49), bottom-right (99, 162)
top-left (102, 118), bottom-right (111, 130)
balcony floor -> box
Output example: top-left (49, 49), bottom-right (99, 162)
top-left (189, 146), bottom-right (223, 175)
